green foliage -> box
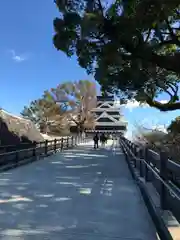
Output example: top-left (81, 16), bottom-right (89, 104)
top-left (46, 80), bottom-right (97, 132)
top-left (21, 97), bottom-right (67, 134)
top-left (53, 0), bottom-right (180, 111)
top-left (167, 117), bottom-right (180, 135)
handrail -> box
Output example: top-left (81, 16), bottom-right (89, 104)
top-left (121, 139), bottom-right (180, 202)
top-left (0, 137), bottom-right (68, 156)
top-left (0, 136), bottom-right (86, 170)
top-left (121, 137), bottom-right (180, 186)
top-left (0, 136), bottom-right (70, 152)
top-left (120, 136), bottom-right (180, 222)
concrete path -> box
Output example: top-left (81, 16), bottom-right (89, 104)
top-left (0, 141), bottom-right (158, 239)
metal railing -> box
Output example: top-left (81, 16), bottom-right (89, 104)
top-left (0, 136), bottom-right (86, 171)
top-left (120, 136), bottom-right (180, 222)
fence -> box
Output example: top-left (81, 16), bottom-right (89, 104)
top-left (0, 136), bottom-right (86, 171)
top-left (0, 142), bottom-right (36, 153)
top-left (120, 136), bottom-right (180, 223)
top-left (0, 136), bottom-right (72, 153)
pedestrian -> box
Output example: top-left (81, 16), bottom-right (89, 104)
top-left (100, 133), bottom-right (106, 147)
top-left (93, 133), bottom-right (99, 149)
top-left (105, 134), bottom-right (108, 144)
top-left (100, 134), bottom-right (103, 146)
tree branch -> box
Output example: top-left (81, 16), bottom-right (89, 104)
top-left (166, 82), bottom-right (178, 95)
top-left (97, 0), bottom-right (104, 15)
top-left (145, 29), bottom-right (152, 43)
top-left (155, 81), bottom-right (178, 101)
top-left (146, 97), bottom-right (180, 111)
top-left (156, 39), bottom-right (178, 48)
top-left (70, 115), bottom-right (86, 125)
top-left (155, 25), bottom-right (164, 42)
top-left (104, 19), bottom-right (180, 73)
top-left (150, 53), bottom-right (180, 74)
top-left (165, 18), bottom-right (180, 47)
top-left (164, 89), bottom-right (173, 98)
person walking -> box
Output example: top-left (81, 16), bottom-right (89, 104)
top-left (105, 134), bottom-right (108, 144)
top-left (93, 133), bottom-right (99, 149)
top-left (100, 134), bottom-right (103, 146)
top-left (100, 133), bottom-right (106, 147)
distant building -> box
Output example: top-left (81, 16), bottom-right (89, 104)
top-left (85, 96), bottom-right (127, 135)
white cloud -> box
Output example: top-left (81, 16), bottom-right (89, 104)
top-left (123, 99), bottom-right (168, 112)
top-left (124, 100), bottom-right (148, 112)
top-left (8, 50), bottom-right (29, 62)
top-left (159, 100), bottom-right (168, 104)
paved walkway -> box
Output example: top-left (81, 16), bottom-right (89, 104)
top-left (0, 141), bottom-right (158, 239)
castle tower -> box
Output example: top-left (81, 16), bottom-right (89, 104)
top-left (86, 96), bottom-right (127, 135)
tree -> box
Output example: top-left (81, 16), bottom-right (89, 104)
top-left (21, 97), bottom-right (67, 134)
top-left (167, 117), bottom-right (180, 135)
top-left (167, 117), bottom-right (180, 158)
top-left (133, 120), bottom-right (180, 162)
top-left (53, 0), bottom-right (180, 111)
top-left (134, 123), bottom-right (168, 151)
top-left (46, 80), bottom-right (97, 133)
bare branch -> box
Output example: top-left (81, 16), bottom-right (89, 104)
top-left (145, 29), bottom-right (152, 43)
top-left (166, 82), bottom-right (178, 95)
top-left (97, 0), bottom-right (104, 15)
top-left (165, 18), bottom-right (180, 47)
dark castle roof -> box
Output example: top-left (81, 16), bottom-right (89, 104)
top-left (97, 96), bottom-right (114, 101)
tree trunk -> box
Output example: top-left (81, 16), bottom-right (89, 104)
top-left (76, 122), bottom-right (85, 142)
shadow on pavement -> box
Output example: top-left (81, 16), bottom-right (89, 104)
top-left (0, 144), bottom-right (157, 240)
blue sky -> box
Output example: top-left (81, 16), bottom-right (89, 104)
top-left (0, 0), bottom-right (180, 137)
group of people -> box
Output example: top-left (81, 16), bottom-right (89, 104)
top-left (93, 133), bottom-right (107, 149)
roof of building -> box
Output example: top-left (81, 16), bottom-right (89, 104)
top-left (97, 96), bottom-right (114, 101)
top-left (0, 109), bottom-right (44, 145)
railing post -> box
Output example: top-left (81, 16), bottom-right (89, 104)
top-left (139, 148), bottom-right (143, 177)
top-left (67, 137), bottom-right (69, 148)
top-left (130, 141), bottom-right (133, 150)
top-left (54, 138), bottom-right (57, 153)
top-left (44, 140), bottom-right (48, 155)
top-left (144, 147), bottom-right (150, 182)
top-left (132, 143), bottom-right (135, 155)
top-left (160, 151), bottom-right (168, 210)
top-left (71, 136), bottom-right (74, 147)
top-left (32, 141), bottom-right (36, 157)
top-left (134, 146), bottom-right (137, 168)
top-left (61, 138), bottom-right (64, 151)
top-left (15, 151), bottom-right (19, 165)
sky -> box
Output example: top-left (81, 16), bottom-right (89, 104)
top-left (0, 0), bottom-right (180, 138)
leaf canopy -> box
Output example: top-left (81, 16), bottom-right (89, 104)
top-left (21, 96), bottom-right (67, 133)
top-left (53, 0), bottom-right (180, 111)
